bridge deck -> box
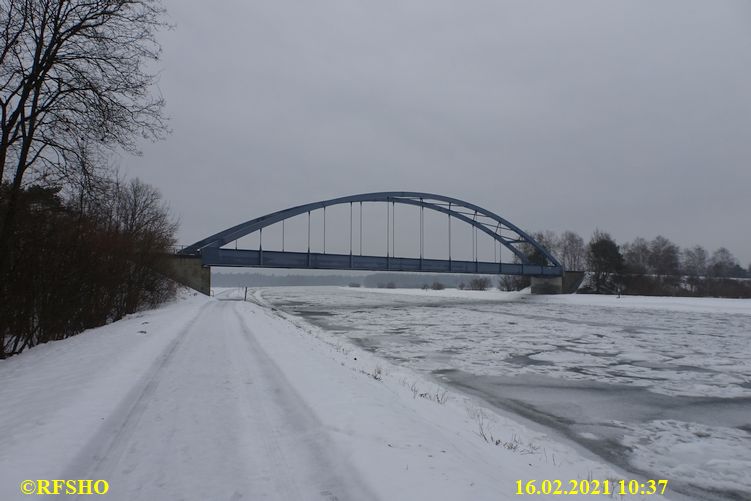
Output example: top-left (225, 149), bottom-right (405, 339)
top-left (199, 247), bottom-right (563, 276)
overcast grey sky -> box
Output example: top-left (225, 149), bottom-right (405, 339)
top-left (123, 0), bottom-right (751, 265)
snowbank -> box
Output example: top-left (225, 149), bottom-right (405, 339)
top-left (0, 288), bottom-right (672, 500)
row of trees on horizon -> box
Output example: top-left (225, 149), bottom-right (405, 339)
top-left (528, 229), bottom-right (749, 278)
top-left (518, 229), bottom-right (751, 297)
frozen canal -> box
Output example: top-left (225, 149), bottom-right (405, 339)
top-left (261, 287), bottom-right (751, 501)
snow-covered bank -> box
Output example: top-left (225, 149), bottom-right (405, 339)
top-left (0, 292), bottom-right (210, 489)
top-left (0, 288), bottom-right (666, 500)
top-left (245, 289), bottom-right (661, 500)
top-left (259, 286), bottom-right (751, 500)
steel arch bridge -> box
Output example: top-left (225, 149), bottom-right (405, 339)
top-left (177, 192), bottom-right (563, 278)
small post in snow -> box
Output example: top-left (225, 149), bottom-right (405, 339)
top-left (244, 287), bottom-right (248, 302)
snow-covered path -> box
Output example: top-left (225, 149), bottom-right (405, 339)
top-left (1, 292), bottom-right (667, 501)
top-left (62, 301), bottom-right (372, 500)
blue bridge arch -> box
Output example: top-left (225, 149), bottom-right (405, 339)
top-left (178, 192), bottom-right (563, 278)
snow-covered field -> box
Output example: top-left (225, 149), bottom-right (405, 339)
top-left (0, 288), bottom-right (669, 501)
top-left (260, 286), bottom-right (751, 501)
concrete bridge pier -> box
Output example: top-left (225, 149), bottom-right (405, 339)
top-left (530, 276), bottom-right (563, 294)
top-left (158, 254), bottom-right (211, 295)
top-left (531, 271), bottom-right (585, 294)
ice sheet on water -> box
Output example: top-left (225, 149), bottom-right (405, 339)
top-left (263, 287), bottom-right (751, 399)
top-left (261, 287), bottom-right (751, 500)
top-left (620, 419), bottom-right (751, 495)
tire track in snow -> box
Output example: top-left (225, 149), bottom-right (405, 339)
top-left (58, 300), bottom-right (375, 501)
top-left (61, 301), bottom-right (211, 484)
top-left (228, 304), bottom-right (377, 501)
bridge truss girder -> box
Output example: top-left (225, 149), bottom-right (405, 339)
top-left (179, 192), bottom-right (563, 276)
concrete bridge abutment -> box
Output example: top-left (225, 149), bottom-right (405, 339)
top-left (530, 275), bottom-right (563, 294)
top-left (530, 271), bottom-right (585, 294)
top-left (158, 254), bottom-right (211, 296)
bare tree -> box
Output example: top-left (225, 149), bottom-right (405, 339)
top-left (622, 237), bottom-right (651, 274)
top-left (498, 274), bottom-right (529, 291)
top-left (521, 230), bottom-right (559, 266)
top-left (467, 277), bottom-right (490, 290)
top-left (682, 245), bottom-right (708, 277)
top-left (648, 235), bottom-right (680, 277)
top-left (537, 230), bottom-right (559, 252)
top-left (709, 247), bottom-right (739, 278)
top-left (0, 0), bottom-right (168, 271)
top-left (681, 245), bottom-right (707, 294)
top-left (111, 178), bottom-right (177, 316)
top-left (559, 230), bottom-right (585, 271)
top-left (1, 177), bottom-right (176, 358)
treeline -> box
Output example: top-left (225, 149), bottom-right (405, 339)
top-left (0, 179), bottom-right (177, 359)
top-left (583, 231), bottom-right (751, 297)
top-left (1, 0), bottom-right (172, 358)
top-left (508, 229), bottom-right (751, 298)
